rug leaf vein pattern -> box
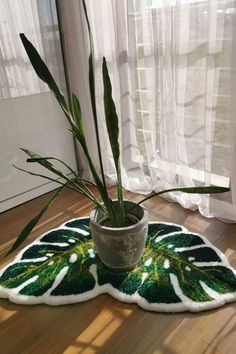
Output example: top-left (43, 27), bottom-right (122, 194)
top-left (0, 217), bottom-right (235, 312)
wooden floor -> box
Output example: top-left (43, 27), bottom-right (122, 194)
top-left (0, 187), bottom-right (235, 354)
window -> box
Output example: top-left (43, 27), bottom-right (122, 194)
top-left (128, 0), bottom-right (234, 185)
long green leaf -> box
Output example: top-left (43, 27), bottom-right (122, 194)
top-left (82, 0), bottom-right (91, 35)
top-left (82, 1), bottom-right (113, 217)
top-left (83, 0), bottom-right (107, 186)
top-left (70, 93), bottom-right (98, 169)
top-left (12, 164), bottom-right (104, 210)
top-left (25, 155), bottom-right (98, 187)
top-left (20, 34), bottom-right (56, 87)
top-left (26, 155), bottom-right (77, 178)
top-left (21, 148), bottom-right (72, 183)
top-left (102, 58), bottom-right (120, 170)
top-left (68, 128), bottom-right (113, 207)
top-left (20, 33), bottom-right (103, 192)
top-left (102, 57), bottom-right (124, 224)
top-left (6, 185), bottom-right (67, 256)
top-left (88, 54), bottom-right (109, 196)
top-left (71, 85), bottom-right (115, 218)
top-left (71, 93), bottom-right (85, 140)
top-left (13, 164), bottom-right (69, 186)
top-left (20, 18), bottom-right (118, 225)
top-left (136, 186), bottom-right (231, 206)
top-left (20, 34), bottom-right (98, 172)
top-left (20, 149), bottom-right (101, 205)
top-left (20, 34), bottom-right (73, 126)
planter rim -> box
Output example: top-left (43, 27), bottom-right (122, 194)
top-left (90, 200), bottom-right (148, 232)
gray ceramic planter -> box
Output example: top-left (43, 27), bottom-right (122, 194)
top-left (90, 201), bottom-right (148, 272)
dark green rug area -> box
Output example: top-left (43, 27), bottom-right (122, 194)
top-left (0, 218), bottom-right (235, 312)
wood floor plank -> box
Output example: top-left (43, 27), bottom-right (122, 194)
top-left (0, 187), bottom-right (235, 354)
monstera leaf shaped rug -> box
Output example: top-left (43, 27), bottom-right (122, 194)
top-left (0, 217), bottom-right (236, 312)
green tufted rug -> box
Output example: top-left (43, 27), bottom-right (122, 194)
top-left (0, 217), bottom-right (236, 312)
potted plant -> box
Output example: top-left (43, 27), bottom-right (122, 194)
top-left (6, 2), bottom-right (230, 272)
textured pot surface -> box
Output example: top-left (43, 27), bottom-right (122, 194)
top-left (90, 201), bottom-right (148, 272)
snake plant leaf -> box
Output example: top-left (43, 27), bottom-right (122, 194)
top-left (1, 218), bottom-right (235, 311)
top-left (25, 156), bottom-right (76, 176)
top-left (82, 0), bottom-right (115, 218)
top-left (21, 148), bottom-right (73, 183)
top-left (70, 94), bottom-right (99, 184)
top-left (102, 57), bottom-right (120, 170)
top-left (83, 0), bottom-right (98, 139)
top-left (102, 57), bottom-right (124, 224)
top-left (71, 93), bottom-right (86, 142)
top-left (82, 0), bottom-right (91, 35)
top-left (12, 164), bottom-right (68, 189)
top-left (82, 0), bottom-right (98, 132)
top-left (87, 52), bottom-right (115, 215)
top-left (5, 186), bottom-right (66, 256)
top-left (25, 154), bottom-right (98, 189)
top-left (20, 34), bottom-right (107, 205)
top-left (20, 34), bottom-right (73, 125)
top-left (20, 34), bottom-right (57, 90)
top-left (137, 186), bottom-right (230, 206)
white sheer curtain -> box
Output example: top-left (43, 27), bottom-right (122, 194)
top-left (59, 0), bottom-right (236, 221)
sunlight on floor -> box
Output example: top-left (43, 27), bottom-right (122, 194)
top-left (0, 309), bottom-right (17, 323)
top-left (225, 248), bottom-right (235, 259)
top-left (68, 305), bottom-right (133, 353)
top-left (34, 212), bottom-right (65, 230)
top-left (0, 239), bottom-right (15, 258)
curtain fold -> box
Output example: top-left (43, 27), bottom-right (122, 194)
top-left (59, 0), bottom-right (236, 221)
